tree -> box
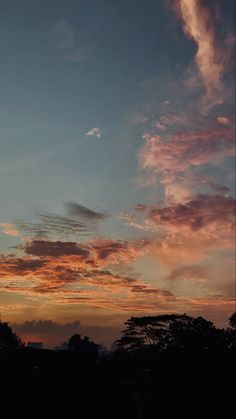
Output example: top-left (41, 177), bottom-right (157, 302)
top-left (226, 313), bottom-right (236, 350)
top-left (116, 314), bottom-right (220, 354)
top-left (68, 333), bottom-right (99, 360)
top-left (229, 312), bottom-right (236, 329)
top-left (0, 321), bottom-right (22, 354)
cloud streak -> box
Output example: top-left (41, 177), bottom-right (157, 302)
top-left (138, 128), bottom-right (234, 202)
top-left (66, 202), bottom-right (107, 221)
top-left (139, 128), bottom-right (233, 179)
top-left (51, 20), bottom-right (87, 63)
top-left (177, 0), bottom-right (225, 98)
top-left (15, 204), bottom-right (107, 240)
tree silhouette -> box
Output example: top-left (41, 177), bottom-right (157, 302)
top-left (0, 321), bottom-right (22, 354)
top-left (116, 314), bottom-right (221, 354)
top-left (229, 312), bottom-right (236, 329)
top-left (68, 333), bottom-right (99, 360)
top-left (227, 312), bottom-right (236, 350)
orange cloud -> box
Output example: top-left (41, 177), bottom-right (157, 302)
top-left (217, 116), bottom-right (230, 125)
top-left (0, 237), bottom-right (166, 311)
top-left (121, 194), bottom-right (235, 271)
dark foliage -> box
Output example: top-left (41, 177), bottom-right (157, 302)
top-left (0, 321), bottom-right (23, 354)
top-left (68, 333), bottom-right (99, 360)
top-left (229, 312), bottom-right (236, 329)
top-left (0, 313), bottom-right (235, 418)
top-left (115, 314), bottom-right (230, 355)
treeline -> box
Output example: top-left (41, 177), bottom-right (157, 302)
top-left (0, 313), bottom-right (235, 418)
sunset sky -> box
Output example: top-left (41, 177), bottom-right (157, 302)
top-left (0, 0), bottom-right (235, 348)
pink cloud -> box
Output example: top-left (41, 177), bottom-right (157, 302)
top-left (155, 114), bottom-right (186, 130)
top-left (139, 129), bottom-right (234, 188)
top-left (176, 0), bottom-right (225, 97)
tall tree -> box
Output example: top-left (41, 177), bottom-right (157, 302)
top-left (116, 314), bottom-right (221, 354)
top-left (0, 321), bottom-right (22, 354)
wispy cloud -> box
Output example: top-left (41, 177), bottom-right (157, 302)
top-left (0, 239), bottom-right (170, 312)
top-left (139, 129), bottom-right (233, 180)
top-left (51, 20), bottom-right (87, 63)
top-left (176, 0), bottom-right (225, 100)
top-left (66, 202), bottom-right (107, 221)
top-left (85, 127), bottom-right (103, 138)
top-left (167, 265), bottom-right (209, 282)
top-left (64, 51), bottom-right (86, 63)
top-left (15, 203), bottom-right (107, 240)
top-left (138, 128), bottom-right (234, 202)
top-left (155, 114), bottom-right (186, 130)
top-left (51, 21), bottom-right (75, 48)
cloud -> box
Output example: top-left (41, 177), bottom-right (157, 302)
top-left (24, 240), bottom-right (90, 258)
top-left (0, 256), bottom-right (46, 276)
top-left (0, 239), bottom-right (234, 320)
top-left (66, 202), bottom-right (107, 221)
top-left (176, 0), bottom-right (225, 98)
top-left (11, 319), bottom-right (81, 334)
top-left (51, 21), bottom-right (74, 48)
top-left (121, 194), bottom-right (235, 270)
top-left (200, 178), bottom-right (230, 196)
top-left (91, 239), bottom-right (145, 265)
top-left (15, 209), bottom-right (103, 240)
top-left (64, 51), bottom-right (86, 63)
top-left (22, 238), bottom-right (144, 265)
top-left (140, 128), bottom-right (233, 177)
top-left (155, 114), bottom-right (186, 130)
top-left (51, 20), bottom-right (87, 63)
top-left (11, 320), bottom-right (81, 348)
top-left (141, 194), bottom-right (235, 234)
top-left (0, 238), bottom-right (148, 302)
top-left (0, 223), bottom-right (20, 237)
top-left (217, 116), bottom-right (230, 125)
top-left (167, 265), bottom-right (209, 282)
top-left (85, 128), bottom-right (103, 138)
top-left (138, 128), bottom-right (234, 200)
top-left (11, 320), bottom-right (122, 348)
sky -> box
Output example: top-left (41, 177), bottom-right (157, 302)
top-left (0, 0), bottom-right (235, 349)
